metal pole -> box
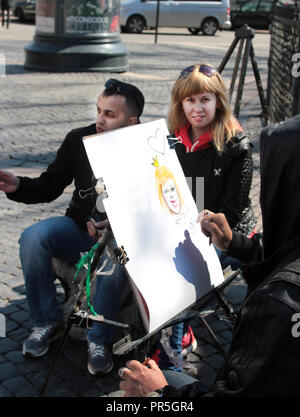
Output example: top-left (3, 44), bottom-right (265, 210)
top-left (39, 320), bottom-right (73, 397)
top-left (199, 315), bottom-right (227, 358)
top-left (154, 0), bottom-right (161, 44)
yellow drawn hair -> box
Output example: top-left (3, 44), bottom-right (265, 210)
top-left (155, 164), bottom-right (184, 215)
top-left (168, 64), bottom-right (240, 154)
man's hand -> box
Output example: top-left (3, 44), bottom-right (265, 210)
top-left (86, 218), bottom-right (109, 240)
top-left (0, 169), bottom-right (20, 194)
top-left (198, 210), bottom-right (233, 251)
top-left (119, 359), bottom-right (168, 397)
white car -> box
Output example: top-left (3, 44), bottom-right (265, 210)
top-left (120, 0), bottom-right (231, 35)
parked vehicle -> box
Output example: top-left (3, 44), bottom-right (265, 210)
top-left (12, 0), bottom-right (36, 22)
top-left (120, 0), bottom-right (231, 35)
top-left (230, 0), bottom-right (273, 29)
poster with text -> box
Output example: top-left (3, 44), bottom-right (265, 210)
top-left (83, 119), bottom-right (224, 334)
top-left (64, 0), bottom-right (120, 34)
top-left (36, 0), bottom-right (55, 33)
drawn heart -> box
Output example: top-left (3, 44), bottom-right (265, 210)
top-left (147, 128), bottom-right (166, 155)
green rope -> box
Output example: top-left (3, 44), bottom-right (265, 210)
top-left (73, 242), bottom-right (99, 316)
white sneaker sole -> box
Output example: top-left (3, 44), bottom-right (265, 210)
top-left (22, 344), bottom-right (49, 358)
top-left (87, 361), bottom-right (114, 376)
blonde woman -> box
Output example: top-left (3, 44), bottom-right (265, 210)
top-left (169, 64), bottom-right (256, 257)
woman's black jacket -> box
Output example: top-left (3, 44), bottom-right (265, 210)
top-left (175, 132), bottom-right (256, 235)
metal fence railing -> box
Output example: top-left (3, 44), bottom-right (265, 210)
top-left (267, 0), bottom-right (300, 121)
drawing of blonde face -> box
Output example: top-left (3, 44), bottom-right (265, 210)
top-left (155, 165), bottom-right (184, 215)
top-left (161, 178), bottom-right (181, 214)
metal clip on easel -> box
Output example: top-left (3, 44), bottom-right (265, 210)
top-left (113, 246), bottom-right (129, 265)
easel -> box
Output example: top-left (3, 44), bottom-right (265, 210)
top-left (113, 266), bottom-right (240, 361)
top-left (38, 228), bottom-right (141, 397)
top-left (39, 224), bottom-right (239, 396)
top-left (218, 24), bottom-right (269, 124)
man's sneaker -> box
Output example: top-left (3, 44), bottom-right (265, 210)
top-left (181, 326), bottom-right (197, 357)
top-left (87, 341), bottom-right (114, 375)
top-left (22, 323), bottom-right (64, 358)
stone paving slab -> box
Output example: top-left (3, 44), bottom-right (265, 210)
top-left (0, 20), bottom-right (269, 397)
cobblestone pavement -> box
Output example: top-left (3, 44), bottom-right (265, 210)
top-left (0, 20), bottom-right (269, 397)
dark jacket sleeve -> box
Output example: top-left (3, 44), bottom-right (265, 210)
top-left (6, 132), bottom-right (74, 204)
top-left (227, 231), bottom-right (263, 263)
top-left (161, 381), bottom-right (211, 397)
top-left (162, 279), bottom-right (300, 397)
top-left (211, 281), bottom-right (300, 397)
top-left (217, 135), bottom-right (254, 232)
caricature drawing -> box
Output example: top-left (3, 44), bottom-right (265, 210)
top-left (161, 178), bottom-right (181, 214)
top-left (153, 157), bottom-right (184, 215)
top-left (152, 156), bottom-right (197, 233)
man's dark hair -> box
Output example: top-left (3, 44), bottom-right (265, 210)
top-left (103, 79), bottom-right (145, 122)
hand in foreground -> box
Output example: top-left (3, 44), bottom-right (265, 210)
top-left (86, 218), bottom-right (109, 240)
top-left (0, 169), bottom-right (20, 194)
top-left (119, 359), bottom-right (168, 397)
top-left (198, 210), bottom-right (233, 251)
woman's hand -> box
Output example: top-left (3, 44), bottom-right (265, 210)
top-left (198, 210), bottom-right (233, 251)
top-left (119, 359), bottom-right (168, 397)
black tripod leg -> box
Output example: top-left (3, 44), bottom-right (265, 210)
top-left (229, 38), bottom-right (245, 100)
top-left (250, 43), bottom-right (269, 123)
top-left (234, 37), bottom-right (251, 117)
top-left (199, 315), bottom-right (227, 358)
top-left (218, 36), bottom-right (239, 74)
top-left (38, 320), bottom-right (73, 397)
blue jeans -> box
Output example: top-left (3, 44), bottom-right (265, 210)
top-left (156, 322), bottom-right (185, 371)
top-left (19, 216), bottom-right (127, 345)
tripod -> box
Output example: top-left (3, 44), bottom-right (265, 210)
top-left (218, 24), bottom-right (268, 124)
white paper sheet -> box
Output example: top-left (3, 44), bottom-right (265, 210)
top-left (83, 119), bottom-right (224, 333)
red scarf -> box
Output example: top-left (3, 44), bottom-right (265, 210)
top-left (175, 124), bottom-right (212, 153)
top-left (175, 118), bottom-right (243, 153)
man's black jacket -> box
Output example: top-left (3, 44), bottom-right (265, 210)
top-left (7, 124), bottom-right (101, 229)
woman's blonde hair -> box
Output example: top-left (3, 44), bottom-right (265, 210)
top-left (168, 64), bottom-right (239, 153)
top-left (155, 165), bottom-right (184, 215)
